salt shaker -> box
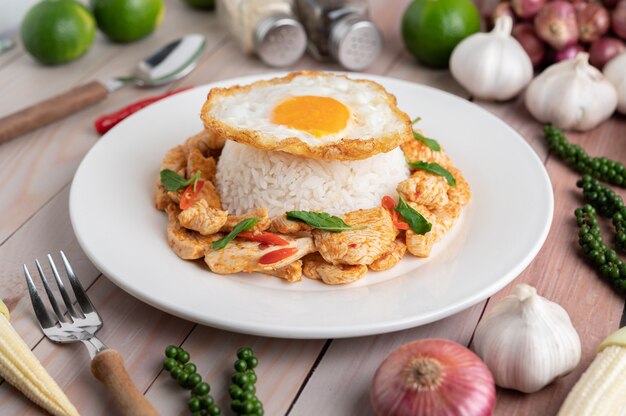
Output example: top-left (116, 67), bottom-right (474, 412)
top-left (217, 0), bottom-right (307, 67)
top-left (295, 0), bottom-right (382, 70)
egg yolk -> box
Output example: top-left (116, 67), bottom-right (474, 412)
top-left (271, 96), bottom-right (350, 137)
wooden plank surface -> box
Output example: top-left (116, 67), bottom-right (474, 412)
top-left (0, 0), bottom-right (624, 414)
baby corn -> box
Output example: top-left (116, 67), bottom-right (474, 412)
top-left (0, 300), bottom-right (79, 416)
top-left (558, 327), bottom-right (626, 416)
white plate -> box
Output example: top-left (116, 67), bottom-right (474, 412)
top-left (70, 73), bottom-right (553, 339)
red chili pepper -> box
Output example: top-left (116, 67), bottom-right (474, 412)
top-left (381, 196), bottom-right (409, 230)
top-left (179, 181), bottom-right (205, 210)
top-left (94, 87), bottom-right (193, 135)
top-left (259, 247), bottom-right (298, 265)
top-left (238, 231), bottom-right (289, 246)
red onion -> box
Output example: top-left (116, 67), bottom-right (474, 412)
top-left (589, 36), bottom-right (626, 68)
top-left (534, 1), bottom-right (579, 50)
top-left (576, 3), bottom-right (610, 43)
top-left (513, 23), bottom-right (547, 66)
top-left (553, 43), bottom-right (586, 61)
top-left (371, 339), bottom-right (495, 416)
top-left (612, 0), bottom-right (626, 39)
top-left (512, 0), bottom-right (545, 19)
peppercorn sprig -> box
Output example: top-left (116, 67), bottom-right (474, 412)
top-left (577, 175), bottom-right (626, 252)
top-left (229, 347), bottom-right (263, 416)
top-left (545, 125), bottom-right (626, 188)
top-left (163, 345), bottom-right (222, 416)
top-left (575, 205), bottom-right (626, 289)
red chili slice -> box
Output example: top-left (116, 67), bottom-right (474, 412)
top-left (259, 247), bottom-right (298, 265)
top-left (179, 181), bottom-right (205, 210)
top-left (238, 231), bottom-right (289, 246)
top-left (381, 196), bottom-right (410, 230)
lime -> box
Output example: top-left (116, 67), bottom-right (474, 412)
top-left (21, 0), bottom-right (96, 65)
top-left (92, 0), bottom-right (165, 43)
top-left (182, 0), bottom-right (214, 10)
top-left (402, 0), bottom-right (480, 68)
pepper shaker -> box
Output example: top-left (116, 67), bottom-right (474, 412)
top-left (217, 0), bottom-right (307, 67)
top-left (295, 0), bottom-right (383, 70)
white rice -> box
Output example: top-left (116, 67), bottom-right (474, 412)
top-left (216, 141), bottom-right (410, 217)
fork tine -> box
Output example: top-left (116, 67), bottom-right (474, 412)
top-left (23, 265), bottom-right (56, 329)
top-left (59, 251), bottom-right (97, 316)
top-left (47, 254), bottom-right (81, 319)
top-left (34, 259), bottom-right (68, 324)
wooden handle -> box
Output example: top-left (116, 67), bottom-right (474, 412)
top-left (91, 349), bottom-right (159, 416)
top-left (0, 80), bottom-right (108, 144)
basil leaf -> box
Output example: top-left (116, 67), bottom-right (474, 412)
top-left (286, 211), bottom-right (363, 232)
top-left (413, 131), bottom-right (441, 152)
top-left (159, 170), bottom-right (201, 192)
top-left (212, 217), bottom-right (260, 250)
top-left (408, 161), bottom-right (456, 186)
top-left (395, 196), bottom-right (432, 235)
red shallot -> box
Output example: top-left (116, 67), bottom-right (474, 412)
top-left (535, 1), bottom-right (579, 50)
top-left (553, 43), bottom-right (586, 61)
top-left (513, 23), bottom-right (546, 66)
top-left (576, 2), bottom-right (610, 43)
top-left (371, 339), bottom-right (495, 416)
top-left (589, 36), bottom-right (626, 68)
top-left (613, 0), bottom-right (626, 39)
top-left (512, 0), bottom-right (545, 18)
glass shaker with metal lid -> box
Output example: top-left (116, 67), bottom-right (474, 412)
top-left (295, 0), bottom-right (382, 70)
top-left (217, 0), bottom-right (307, 67)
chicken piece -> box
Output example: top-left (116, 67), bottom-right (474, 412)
top-left (185, 129), bottom-right (226, 159)
top-left (405, 203), bottom-right (448, 258)
top-left (260, 261), bottom-right (302, 282)
top-left (161, 145), bottom-right (187, 175)
top-left (369, 239), bottom-right (407, 271)
top-left (204, 236), bottom-right (315, 274)
top-left (312, 207), bottom-right (396, 266)
top-left (155, 180), bottom-right (170, 211)
top-left (431, 201), bottom-right (462, 231)
top-left (168, 180), bottom-right (222, 209)
top-left (302, 253), bottom-right (367, 285)
top-left (270, 214), bottom-right (312, 234)
top-left (397, 170), bottom-right (449, 209)
top-left (447, 166), bottom-right (471, 206)
top-left (178, 199), bottom-right (228, 235)
top-left (220, 208), bottom-right (271, 232)
top-left (187, 147), bottom-right (217, 183)
top-left (166, 205), bottom-right (221, 260)
top-left (401, 129), bottom-right (452, 168)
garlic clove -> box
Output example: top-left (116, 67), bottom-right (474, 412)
top-left (471, 284), bottom-right (581, 394)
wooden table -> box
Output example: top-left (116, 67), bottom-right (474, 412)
top-left (0, 1), bottom-right (624, 414)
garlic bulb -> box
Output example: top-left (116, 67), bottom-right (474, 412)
top-left (525, 52), bottom-right (617, 131)
top-left (603, 52), bottom-right (626, 114)
top-left (471, 284), bottom-right (581, 394)
top-left (450, 16), bottom-right (533, 101)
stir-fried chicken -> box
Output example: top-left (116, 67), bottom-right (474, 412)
top-left (260, 261), bottom-right (303, 282)
top-left (313, 207), bottom-right (395, 266)
top-left (270, 214), bottom-right (312, 234)
top-left (447, 166), bottom-right (471, 206)
top-left (155, 180), bottom-right (170, 211)
top-left (404, 200), bottom-right (461, 258)
top-left (369, 239), bottom-right (407, 271)
top-left (302, 253), bottom-right (367, 284)
top-left (397, 170), bottom-right (449, 209)
top-left (161, 145), bottom-right (187, 175)
top-left (204, 236), bottom-right (315, 274)
top-left (401, 129), bottom-right (452, 168)
top-left (166, 205), bottom-right (221, 260)
top-left (178, 199), bottom-right (228, 235)
top-left (220, 208), bottom-right (271, 232)
top-left (187, 147), bottom-right (217, 183)
top-left (185, 129), bottom-right (226, 159)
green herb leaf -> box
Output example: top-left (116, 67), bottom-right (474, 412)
top-left (160, 170), bottom-right (201, 192)
top-left (212, 217), bottom-right (260, 250)
top-left (395, 196), bottom-right (432, 235)
top-left (412, 116), bottom-right (422, 124)
top-left (286, 211), bottom-right (364, 232)
top-left (413, 131), bottom-right (441, 152)
top-left (408, 161), bottom-right (456, 186)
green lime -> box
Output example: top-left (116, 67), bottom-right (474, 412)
top-left (402, 0), bottom-right (480, 68)
top-left (182, 0), bottom-right (214, 10)
top-left (21, 0), bottom-right (95, 65)
top-left (92, 0), bottom-right (165, 43)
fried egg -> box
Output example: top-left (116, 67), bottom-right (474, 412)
top-left (200, 72), bottom-right (413, 160)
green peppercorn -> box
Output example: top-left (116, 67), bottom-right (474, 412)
top-left (246, 357), bottom-right (258, 369)
top-left (237, 347), bottom-right (254, 360)
top-left (170, 366), bottom-right (183, 380)
top-left (194, 382), bottom-right (211, 396)
top-left (189, 397), bottom-right (201, 412)
top-left (183, 363), bottom-right (197, 374)
top-left (234, 359), bottom-right (247, 372)
top-left (178, 351), bottom-right (191, 364)
top-left (165, 345), bottom-right (179, 359)
top-left (163, 357), bottom-right (177, 371)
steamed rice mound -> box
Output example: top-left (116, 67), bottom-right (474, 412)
top-left (216, 141), bottom-right (411, 217)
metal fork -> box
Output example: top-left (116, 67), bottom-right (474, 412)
top-left (24, 251), bottom-right (158, 416)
